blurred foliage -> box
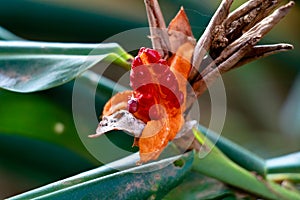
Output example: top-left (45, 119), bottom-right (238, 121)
top-left (0, 0), bottom-right (299, 198)
top-left (0, 0), bottom-right (212, 42)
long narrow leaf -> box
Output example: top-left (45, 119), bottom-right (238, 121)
top-left (0, 41), bottom-right (133, 93)
top-left (0, 41), bottom-right (131, 58)
top-left (8, 153), bottom-right (140, 199)
top-left (198, 124), bottom-right (266, 176)
top-left (266, 152), bottom-right (300, 174)
top-left (9, 152), bottom-right (193, 200)
top-left (0, 26), bottom-right (23, 41)
top-left (164, 171), bottom-right (240, 200)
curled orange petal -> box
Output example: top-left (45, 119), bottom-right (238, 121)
top-left (168, 7), bottom-right (196, 53)
top-left (102, 90), bottom-right (133, 116)
top-left (138, 109), bottom-right (184, 163)
top-left (169, 42), bottom-right (194, 112)
top-left (169, 42), bottom-right (194, 79)
top-left (168, 7), bottom-right (193, 37)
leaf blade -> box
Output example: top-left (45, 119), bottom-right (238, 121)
top-left (9, 152), bottom-right (194, 200)
top-left (266, 152), bottom-right (300, 174)
top-left (0, 26), bottom-right (23, 41)
top-left (0, 41), bottom-right (133, 92)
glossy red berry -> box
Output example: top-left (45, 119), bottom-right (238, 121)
top-left (131, 56), bottom-right (143, 69)
top-left (158, 59), bottom-right (167, 65)
top-left (129, 47), bottom-right (182, 122)
top-left (138, 47), bottom-right (147, 56)
top-left (143, 48), bottom-right (161, 63)
top-left (128, 97), bottom-right (139, 113)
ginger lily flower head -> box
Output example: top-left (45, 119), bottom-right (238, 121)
top-left (89, 0), bottom-right (294, 164)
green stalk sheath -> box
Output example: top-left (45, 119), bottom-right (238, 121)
top-left (105, 53), bottom-right (132, 70)
top-left (192, 129), bottom-right (300, 200)
top-left (267, 173), bottom-right (300, 184)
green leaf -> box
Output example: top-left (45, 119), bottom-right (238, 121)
top-left (266, 152), bottom-right (300, 174)
top-left (8, 153), bottom-right (140, 199)
top-left (0, 26), bottom-right (23, 41)
top-left (164, 171), bottom-right (242, 200)
top-left (198, 124), bottom-right (266, 176)
top-left (192, 128), bottom-right (300, 199)
top-left (0, 41), bottom-right (133, 93)
top-left (9, 152), bottom-right (194, 200)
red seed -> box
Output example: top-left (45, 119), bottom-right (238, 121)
top-left (158, 59), bottom-right (167, 65)
top-left (128, 97), bottom-right (139, 113)
top-left (129, 47), bottom-right (182, 122)
top-left (130, 65), bottom-right (151, 90)
top-left (138, 47), bottom-right (146, 56)
top-left (144, 48), bottom-right (161, 63)
top-left (132, 56), bottom-right (143, 68)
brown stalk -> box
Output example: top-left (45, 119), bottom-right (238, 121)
top-left (189, 0), bottom-right (234, 83)
top-left (144, 0), bottom-right (171, 58)
top-left (233, 43), bottom-right (294, 69)
top-left (224, 0), bottom-right (280, 39)
top-left (191, 1), bottom-right (294, 98)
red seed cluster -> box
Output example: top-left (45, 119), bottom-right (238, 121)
top-left (128, 47), bottom-right (183, 122)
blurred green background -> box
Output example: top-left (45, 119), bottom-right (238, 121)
top-left (0, 0), bottom-right (299, 198)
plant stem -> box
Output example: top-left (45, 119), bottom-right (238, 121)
top-left (267, 173), bottom-right (300, 184)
